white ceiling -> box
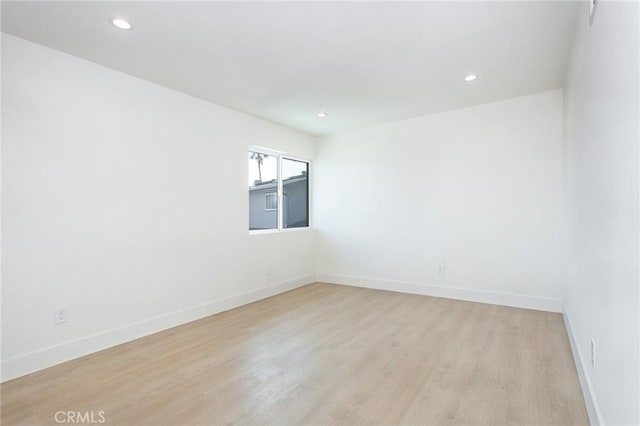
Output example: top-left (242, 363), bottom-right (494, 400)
top-left (1, 1), bottom-right (579, 136)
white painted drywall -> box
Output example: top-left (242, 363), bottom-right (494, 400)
top-left (1, 1), bottom-right (579, 136)
top-left (314, 90), bottom-right (565, 312)
top-left (1, 34), bottom-right (315, 380)
top-left (563, 1), bottom-right (639, 424)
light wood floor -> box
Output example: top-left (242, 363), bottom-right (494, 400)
top-left (1, 283), bottom-right (588, 426)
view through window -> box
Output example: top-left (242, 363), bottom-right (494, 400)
top-left (282, 158), bottom-right (309, 229)
top-left (248, 150), bottom-right (309, 231)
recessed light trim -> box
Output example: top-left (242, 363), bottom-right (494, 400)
top-left (317, 111), bottom-right (328, 118)
top-left (464, 74), bottom-right (477, 82)
top-left (112, 18), bottom-right (132, 30)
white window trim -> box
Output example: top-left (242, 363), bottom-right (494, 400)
top-left (265, 192), bottom-right (277, 211)
top-left (249, 146), bottom-right (311, 235)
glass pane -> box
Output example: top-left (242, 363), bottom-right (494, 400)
top-left (282, 158), bottom-right (309, 228)
top-left (249, 151), bottom-right (278, 230)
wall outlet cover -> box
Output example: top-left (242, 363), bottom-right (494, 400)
top-left (54, 306), bottom-right (69, 325)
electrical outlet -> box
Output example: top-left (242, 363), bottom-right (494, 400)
top-left (54, 306), bottom-right (69, 325)
top-left (590, 340), bottom-right (596, 368)
top-left (437, 264), bottom-right (445, 277)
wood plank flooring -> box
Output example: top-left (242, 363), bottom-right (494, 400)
top-left (1, 283), bottom-right (589, 425)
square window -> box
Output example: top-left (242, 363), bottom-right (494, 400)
top-left (248, 149), bottom-right (310, 232)
top-left (265, 192), bottom-right (277, 211)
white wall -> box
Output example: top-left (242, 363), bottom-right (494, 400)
top-left (315, 90), bottom-right (565, 312)
top-left (563, 1), bottom-right (639, 425)
top-left (1, 34), bottom-right (315, 381)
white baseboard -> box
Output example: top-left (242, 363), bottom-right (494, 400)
top-left (316, 273), bottom-right (562, 313)
top-left (563, 307), bottom-right (602, 426)
top-left (1, 274), bottom-right (315, 382)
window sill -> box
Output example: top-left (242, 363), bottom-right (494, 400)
top-left (249, 227), bottom-right (311, 235)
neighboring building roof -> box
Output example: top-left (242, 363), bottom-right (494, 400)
top-left (249, 174), bottom-right (307, 192)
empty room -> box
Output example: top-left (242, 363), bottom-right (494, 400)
top-left (1, 1), bottom-right (638, 425)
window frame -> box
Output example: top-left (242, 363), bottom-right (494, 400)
top-left (249, 146), bottom-right (311, 235)
top-left (264, 192), bottom-right (278, 211)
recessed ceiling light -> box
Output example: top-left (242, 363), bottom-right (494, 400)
top-left (464, 74), bottom-right (477, 82)
top-left (317, 112), bottom-right (328, 118)
top-left (112, 18), bottom-right (132, 30)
